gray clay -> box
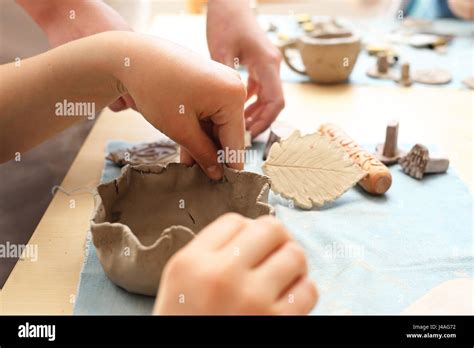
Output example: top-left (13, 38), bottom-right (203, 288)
top-left (91, 163), bottom-right (273, 296)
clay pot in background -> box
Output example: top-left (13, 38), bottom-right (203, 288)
top-left (280, 32), bottom-right (361, 84)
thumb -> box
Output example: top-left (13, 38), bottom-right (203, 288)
top-left (178, 121), bottom-right (223, 180)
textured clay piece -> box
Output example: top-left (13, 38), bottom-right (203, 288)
top-left (412, 69), bottom-right (452, 85)
top-left (262, 131), bottom-right (366, 209)
top-left (374, 120), bottom-right (406, 165)
top-left (279, 32), bottom-right (361, 84)
top-left (91, 163), bottom-right (273, 296)
top-left (106, 141), bottom-right (179, 166)
top-left (398, 144), bottom-right (449, 179)
top-left (319, 124), bottom-right (392, 195)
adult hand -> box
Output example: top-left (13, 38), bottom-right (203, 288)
top-left (16, 0), bottom-right (135, 111)
top-left (207, 0), bottom-right (285, 137)
top-left (154, 213), bottom-right (318, 315)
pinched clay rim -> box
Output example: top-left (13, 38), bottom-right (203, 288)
top-left (90, 163), bottom-right (273, 296)
top-left (300, 32), bottom-right (360, 45)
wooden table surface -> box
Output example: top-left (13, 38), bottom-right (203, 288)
top-left (0, 15), bottom-right (472, 315)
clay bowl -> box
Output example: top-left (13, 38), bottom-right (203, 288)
top-left (91, 163), bottom-right (273, 296)
top-left (280, 32), bottom-right (361, 84)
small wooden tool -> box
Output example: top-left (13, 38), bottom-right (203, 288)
top-left (374, 121), bottom-right (406, 165)
top-left (366, 53), bottom-right (397, 80)
top-left (399, 144), bottom-right (449, 179)
top-left (319, 124), bottom-right (392, 195)
top-left (398, 62), bottom-right (412, 87)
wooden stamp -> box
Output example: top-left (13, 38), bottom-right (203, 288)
top-left (374, 120), bottom-right (406, 165)
top-left (398, 62), bottom-right (412, 87)
top-left (366, 53), bottom-right (397, 80)
top-left (319, 124), bottom-right (392, 195)
top-left (399, 144), bottom-right (449, 179)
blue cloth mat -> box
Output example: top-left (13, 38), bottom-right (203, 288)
top-left (74, 140), bottom-right (473, 315)
top-left (244, 16), bottom-right (474, 89)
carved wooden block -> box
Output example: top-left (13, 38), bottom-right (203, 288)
top-left (399, 144), bottom-right (449, 179)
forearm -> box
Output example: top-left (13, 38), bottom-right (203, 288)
top-left (15, 0), bottom-right (131, 47)
top-left (448, 0), bottom-right (474, 19)
top-left (0, 32), bottom-right (124, 163)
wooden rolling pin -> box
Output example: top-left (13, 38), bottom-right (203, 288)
top-left (319, 124), bottom-right (392, 195)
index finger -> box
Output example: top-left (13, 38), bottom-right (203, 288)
top-left (210, 83), bottom-right (246, 170)
top-left (217, 106), bottom-right (245, 170)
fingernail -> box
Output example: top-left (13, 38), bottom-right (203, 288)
top-left (207, 165), bottom-right (222, 180)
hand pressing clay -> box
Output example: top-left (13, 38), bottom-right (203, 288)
top-left (91, 163), bottom-right (273, 296)
top-left (106, 141), bottom-right (179, 167)
top-left (262, 131), bottom-right (366, 209)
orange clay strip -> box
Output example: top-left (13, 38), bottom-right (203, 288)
top-left (319, 124), bottom-right (392, 195)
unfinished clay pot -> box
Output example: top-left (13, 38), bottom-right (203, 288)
top-left (280, 32), bottom-right (361, 83)
top-left (91, 163), bottom-right (273, 296)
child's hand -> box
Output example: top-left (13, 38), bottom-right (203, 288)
top-left (154, 213), bottom-right (318, 315)
top-left (0, 31), bottom-right (245, 175)
top-left (114, 32), bottom-right (246, 180)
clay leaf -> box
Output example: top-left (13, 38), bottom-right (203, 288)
top-left (262, 131), bottom-right (367, 209)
